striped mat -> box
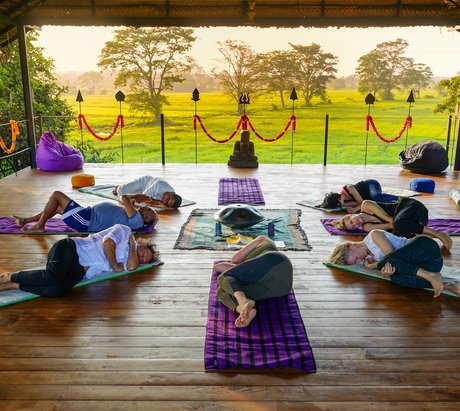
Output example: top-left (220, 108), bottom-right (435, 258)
top-left (205, 267), bottom-right (316, 371)
top-left (218, 178), bottom-right (265, 205)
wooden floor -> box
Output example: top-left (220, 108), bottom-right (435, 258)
top-left (0, 163), bottom-right (459, 410)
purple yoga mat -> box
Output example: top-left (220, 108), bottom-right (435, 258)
top-left (205, 268), bottom-right (316, 372)
top-left (320, 218), bottom-right (460, 236)
top-left (218, 178), bottom-right (265, 205)
top-left (0, 217), bottom-right (156, 234)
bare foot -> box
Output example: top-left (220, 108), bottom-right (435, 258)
top-left (22, 224), bottom-right (45, 233)
top-left (427, 272), bottom-right (444, 298)
top-left (12, 214), bottom-right (26, 228)
top-left (444, 282), bottom-right (460, 297)
top-left (438, 232), bottom-right (453, 251)
top-left (235, 299), bottom-right (256, 328)
top-left (0, 272), bottom-right (13, 284)
top-left (0, 281), bottom-right (19, 292)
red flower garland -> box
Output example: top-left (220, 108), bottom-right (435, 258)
top-left (193, 114), bottom-right (296, 143)
top-left (78, 114), bottom-right (124, 141)
top-left (0, 120), bottom-right (19, 155)
top-left (366, 115), bottom-right (412, 143)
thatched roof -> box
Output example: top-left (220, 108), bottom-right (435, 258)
top-left (1, 1), bottom-right (459, 46)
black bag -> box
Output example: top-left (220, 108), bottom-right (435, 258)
top-left (398, 140), bottom-right (448, 174)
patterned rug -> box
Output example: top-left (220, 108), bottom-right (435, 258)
top-left (218, 178), bottom-right (265, 205)
top-left (174, 209), bottom-right (311, 251)
top-left (205, 267), bottom-right (317, 371)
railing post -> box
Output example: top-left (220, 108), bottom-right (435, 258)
top-left (445, 115), bottom-right (452, 165)
top-left (323, 114), bottom-right (329, 166)
top-left (160, 114), bottom-right (165, 165)
top-left (38, 114), bottom-right (43, 139)
top-left (454, 116), bottom-right (460, 171)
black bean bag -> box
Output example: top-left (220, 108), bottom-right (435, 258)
top-left (398, 140), bottom-right (448, 174)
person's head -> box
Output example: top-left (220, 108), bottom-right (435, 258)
top-left (139, 206), bottom-right (158, 224)
top-left (332, 214), bottom-right (363, 231)
top-left (136, 243), bottom-right (156, 264)
top-left (328, 241), bottom-right (368, 265)
top-left (161, 192), bottom-right (182, 208)
top-left (320, 192), bottom-right (341, 209)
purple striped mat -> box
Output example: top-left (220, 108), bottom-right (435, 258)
top-left (321, 218), bottom-right (460, 236)
top-left (0, 217), bottom-right (156, 234)
top-left (218, 178), bottom-right (265, 205)
top-left (205, 268), bottom-right (316, 372)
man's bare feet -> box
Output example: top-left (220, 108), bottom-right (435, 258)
top-left (0, 281), bottom-right (19, 292)
top-left (427, 272), bottom-right (444, 298)
top-left (12, 214), bottom-right (25, 228)
top-left (444, 282), bottom-right (460, 297)
top-left (235, 299), bottom-right (256, 328)
top-left (22, 224), bottom-right (45, 233)
top-left (438, 232), bottom-right (453, 251)
top-left (0, 272), bottom-right (13, 284)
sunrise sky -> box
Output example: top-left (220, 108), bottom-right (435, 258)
top-left (37, 25), bottom-right (460, 77)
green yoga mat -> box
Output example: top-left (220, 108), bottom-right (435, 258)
top-left (323, 261), bottom-right (460, 298)
top-left (0, 261), bottom-right (163, 308)
top-left (79, 184), bottom-right (196, 210)
top-left (174, 208), bottom-right (311, 251)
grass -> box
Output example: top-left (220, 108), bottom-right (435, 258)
top-left (63, 89), bottom-right (454, 164)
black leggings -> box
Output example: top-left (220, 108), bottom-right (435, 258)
top-left (11, 238), bottom-right (85, 297)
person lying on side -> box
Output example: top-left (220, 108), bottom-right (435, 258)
top-left (113, 176), bottom-right (182, 209)
top-left (214, 236), bottom-right (293, 328)
top-left (0, 224), bottom-right (156, 296)
top-left (320, 179), bottom-right (398, 214)
top-left (332, 197), bottom-right (452, 250)
top-left (328, 229), bottom-right (459, 298)
top-left (12, 191), bottom-right (157, 233)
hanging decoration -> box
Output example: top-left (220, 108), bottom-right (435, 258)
top-left (0, 120), bottom-right (19, 155)
top-left (78, 113), bottom-right (124, 141)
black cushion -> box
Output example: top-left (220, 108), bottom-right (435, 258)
top-left (398, 140), bottom-right (448, 174)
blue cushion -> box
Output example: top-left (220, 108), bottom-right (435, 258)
top-left (409, 178), bottom-right (435, 193)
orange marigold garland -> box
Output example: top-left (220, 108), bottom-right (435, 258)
top-left (0, 120), bottom-right (19, 155)
top-left (78, 114), bottom-right (124, 141)
top-left (366, 115), bottom-right (412, 143)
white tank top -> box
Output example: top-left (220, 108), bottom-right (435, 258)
top-left (364, 231), bottom-right (409, 261)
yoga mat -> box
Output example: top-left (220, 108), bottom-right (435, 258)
top-left (79, 184), bottom-right (196, 210)
top-left (320, 218), bottom-right (460, 236)
top-left (323, 262), bottom-right (460, 298)
top-left (0, 217), bottom-right (156, 235)
top-left (205, 267), bottom-right (316, 371)
top-left (218, 178), bottom-right (265, 205)
top-left (0, 261), bottom-right (163, 308)
top-left (296, 200), bottom-right (344, 213)
top-left (381, 186), bottom-right (420, 198)
top-left (174, 209), bottom-right (311, 251)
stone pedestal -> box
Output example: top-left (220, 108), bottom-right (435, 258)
top-left (228, 130), bottom-right (259, 168)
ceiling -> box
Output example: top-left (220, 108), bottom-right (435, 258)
top-left (1, 1), bottom-right (459, 47)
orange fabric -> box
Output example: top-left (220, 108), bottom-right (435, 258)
top-left (71, 173), bottom-right (95, 188)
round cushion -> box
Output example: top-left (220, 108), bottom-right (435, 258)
top-left (71, 173), bottom-right (95, 189)
top-left (214, 204), bottom-right (265, 229)
top-left (409, 178), bottom-right (435, 194)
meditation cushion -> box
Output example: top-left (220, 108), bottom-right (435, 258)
top-left (36, 131), bottom-right (84, 172)
top-left (71, 173), bottom-right (95, 189)
top-left (450, 189), bottom-right (460, 206)
top-left (409, 177), bottom-right (435, 194)
top-left (214, 204), bottom-right (265, 229)
top-left (399, 140), bottom-right (448, 174)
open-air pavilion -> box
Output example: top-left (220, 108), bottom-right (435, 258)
top-left (1, 1), bottom-right (460, 410)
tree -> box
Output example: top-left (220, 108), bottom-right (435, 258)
top-left (0, 30), bottom-right (73, 143)
top-left (401, 64), bottom-right (433, 98)
top-left (258, 50), bottom-right (297, 109)
top-left (289, 43), bottom-right (337, 105)
top-left (98, 27), bottom-right (196, 119)
top-left (78, 71), bottom-right (104, 94)
top-left (434, 76), bottom-right (460, 114)
top-left (356, 38), bottom-right (432, 100)
top-left (211, 40), bottom-right (262, 113)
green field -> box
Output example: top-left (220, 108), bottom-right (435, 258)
top-left (63, 89), bottom-right (454, 165)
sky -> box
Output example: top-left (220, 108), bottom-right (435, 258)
top-left (37, 25), bottom-right (460, 78)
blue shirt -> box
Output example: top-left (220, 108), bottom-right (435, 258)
top-left (88, 202), bottom-right (144, 232)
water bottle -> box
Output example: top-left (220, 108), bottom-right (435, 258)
top-left (268, 222), bottom-right (275, 237)
top-left (215, 222), bottom-right (222, 236)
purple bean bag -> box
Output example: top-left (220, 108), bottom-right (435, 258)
top-left (36, 132), bottom-right (84, 172)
